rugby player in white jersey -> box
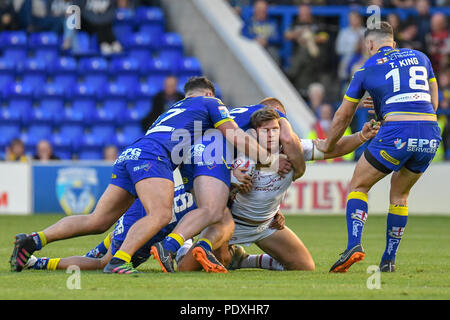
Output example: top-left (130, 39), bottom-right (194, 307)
top-left (177, 105), bottom-right (380, 272)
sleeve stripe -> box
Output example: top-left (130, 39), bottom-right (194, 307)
top-left (214, 118), bottom-right (234, 128)
top-left (429, 77), bottom-right (437, 83)
top-left (344, 95), bottom-right (360, 103)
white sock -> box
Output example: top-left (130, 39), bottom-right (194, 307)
top-left (240, 254), bottom-right (284, 271)
top-left (176, 238), bottom-right (193, 265)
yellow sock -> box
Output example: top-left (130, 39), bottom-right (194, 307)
top-left (38, 232), bottom-right (47, 247)
top-left (47, 258), bottom-right (61, 270)
top-left (103, 232), bottom-right (112, 250)
top-left (113, 250), bottom-right (131, 263)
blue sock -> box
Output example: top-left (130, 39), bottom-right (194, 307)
top-left (33, 257), bottom-right (49, 270)
top-left (346, 192), bottom-right (368, 251)
top-left (197, 238), bottom-right (212, 252)
top-left (381, 204), bottom-right (408, 262)
top-left (85, 233), bottom-right (111, 258)
top-left (31, 232), bottom-right (46, 250)
top-left (163, 233), bottom-right (184, 253)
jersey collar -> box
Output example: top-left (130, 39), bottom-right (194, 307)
top-left (377, 46), bottom-right (394, 53)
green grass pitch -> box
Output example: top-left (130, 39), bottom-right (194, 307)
top-left (1, 214), bottom-right (449, 300)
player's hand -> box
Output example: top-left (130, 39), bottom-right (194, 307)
top-left (361, 119), bottom-right (380, 141)
top-left (233, 167), bottom-right (253, 193)
top-left (277, 154), bottom-right (292, 178)
top-left (314, 138), bottom-right (332, 153)
top-left (360, 96), bottom-right (375, 114)
top-left (270, 210), bottom-right (285, 230)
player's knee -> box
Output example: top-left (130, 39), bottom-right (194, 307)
top-left (202, 205), bottom-right (227, 224)
top-left (284, 258), bottom-right (315, 271)
top-left (87, 216), bottom-right (110, 234)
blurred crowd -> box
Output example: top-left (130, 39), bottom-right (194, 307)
top-left (0, 0), bottom-right (161, 54)
top-left (232, 0), bottom-right (450, 161)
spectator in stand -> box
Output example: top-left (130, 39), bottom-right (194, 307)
top-left (140, 75), bottom-right (184, 132)
top-left (33, 140), bottom-right (60, 162)
top-left (335, 11), bottom-right (365, 93)
top-left (307, 82), bottom-right (327, 117)
top-left (307, 103), bottom-right (354, 162)
top-left (413, 0), bottom-right (432, 54)
top-left (227, 0), bottom-right (252, 15)
top-left (103, 145), bottom-right (118, 162)
top-left (428, 13), bottom-right (450, 74)
top-left (0, 0), bottom-right (18, 31)
top-left (391, 0), bottom-right (415, 8)
top-left (241, 0), bottom-right (281, 64)
top-left (16, 0), bottom-right (65, 33)
top-left (284, 4), bottom-right (329, 98)
top-left (5, 139), bottom-right (28, 162)
top-left (73, 0), bottom-right (123, 55)
top-left (386, 12), bottom-right (402, 39)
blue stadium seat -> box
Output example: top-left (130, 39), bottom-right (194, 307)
top-left (29, 32), bottom-right (60, 64)
top-left (139, 24), bottom-right (164, 38)
top-left (71, 31), bottom-right (98, 56)
top-left (80, 132), bottom-right (105, 150)
top-left (34, 85), bottom-right (65, 121)
top-left (0, 105), bottom-right (21, 126)
top-left (26, 105), bottom-right (54, 126)
top-left (114, 7), bottom-right (135, 44)
top-left (27, 124), bottom-right (53, 140)
top-left (176, 56), bottom-right (202, 78)
top-left (20, 60), bottom-right (48, 91)
top-left (48, 56), bottom-right (77, 75)
top-left (79, 150), bottom-right (103, 160)
top-left (61, 103), bottom-right (94, 126)
top-left (158, 32), bottom-right (184, 64)
top-left (176, 75), bottom-right (191, 93)
top-left (135, 6), bottom-right (165, 28)
top-left (91, 125), bottom-right (116, 145)
top-left (59, 124), bottom-right (85, 145)
top-left (78, 56), bottom-right (109, 74)
top-left (78, 57), bottom-right (109, 91)
top-left (122, 124), bottom-right (143, 140)
top-left (122, 105), bottom-right (148, 125)
top-left (134, 81), bottom-right (159, 99)
top-left (3, 83), bottom-right (33, 114)
top-left (68, 82), bottom-right (96, 100)
top-left (0, 31), bottom-right (28, 61)
top-left (0, 124), bottom-right (20, 148)
top-left (51, 132), bottom-right (73, 158)
top-left (109, 57), bottom-right (140, 92)
top-left (142, 57), bottom-right (172, 77)
top-left (0, 58), bottom-right (16, 90)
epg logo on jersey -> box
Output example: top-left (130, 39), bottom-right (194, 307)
top-left (407, 138), bottom-right (439, 153)
top-left (115, 148), bottom-right (142, 163)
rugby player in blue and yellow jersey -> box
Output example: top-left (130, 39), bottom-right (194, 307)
top-left (151, 98), bottom-right (305, 273)
top-left (10, 77), bottom-right (277, 274)
top-left (315, 22), bottom-right (441, 273)
top-left (23, 185), bottom-right (196, 274)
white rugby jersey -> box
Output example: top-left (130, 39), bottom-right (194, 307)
top-left (231, 139), bottom-right (318, 222)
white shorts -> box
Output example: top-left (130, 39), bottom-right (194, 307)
top-left (228, 218), bottom-right (277, 246)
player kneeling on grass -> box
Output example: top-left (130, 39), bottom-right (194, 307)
top-left (177, 107), bottom-right (380, 272)
top-left (23, 185), bottom-right (196, 273)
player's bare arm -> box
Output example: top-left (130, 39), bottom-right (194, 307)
top-left (315, 120), bottom-right (380, 160)
top-left (315, 98), bottom-right (359, 153)
top-left (279, 118), bottom-right (306, 180)
top-left (429, 79), bottom-right (439, 112)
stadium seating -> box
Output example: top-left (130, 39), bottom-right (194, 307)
top-left (0, 5), bottom-right (206, 159)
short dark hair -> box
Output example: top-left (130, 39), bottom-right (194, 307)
top-left (183, 76), bottom-right (216, 96)
top-left (364, 21), bottom-right (394, 39)
top-left (250, 106), bottom-right (280, 129)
